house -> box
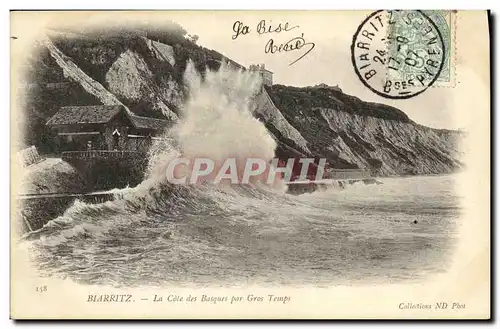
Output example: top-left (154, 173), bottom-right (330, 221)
top-left (46, 105), bottom-right (170, 153)
top-left (314, 83), bottom-right (343, 93)
top-left (249, 64), bottom-right (273, 86)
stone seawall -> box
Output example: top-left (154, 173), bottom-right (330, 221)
top-left (62, 151), bottom-right (149, 190)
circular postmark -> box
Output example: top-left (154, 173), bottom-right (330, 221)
top-left (351, 10), bottom-right (446, 99)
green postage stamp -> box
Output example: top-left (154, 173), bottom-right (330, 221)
top-left (384, 10), bottom-right (457, 91)
top-left (422, 10), bottom-right (457, 86)
top-left (352, 10), bottom-right (457, 99)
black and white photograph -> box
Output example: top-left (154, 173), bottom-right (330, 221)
top-left (9, 10), bottom-right (491, 319)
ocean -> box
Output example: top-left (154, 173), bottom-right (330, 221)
top-left (22, 174), bottom-right (460, 287)
top-left (20, 62), bottom-right (461, 287)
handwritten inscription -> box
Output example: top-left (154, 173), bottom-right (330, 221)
top-left (232, 19), bottom-right (315, 66)
top-left (257, 20), bottom-right (299, 35)
top-left (232, 21), bottom-right (250, 39)
top-left (265, 34), bottom-right (315, 66)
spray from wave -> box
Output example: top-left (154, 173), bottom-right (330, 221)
top-left (19, 60), bottom-right (460, 287)
top-left (22, 60), bottom-right (288, 244)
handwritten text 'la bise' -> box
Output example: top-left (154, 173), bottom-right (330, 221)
top-left (231, 20), bottom-right (315, 66)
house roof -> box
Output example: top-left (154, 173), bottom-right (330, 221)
top-left (46, 105), bottom-right (169, 131)
top-left (129, 115), bottom-right (169, 130)
top-left (46, 105), bottom-right (123, 125)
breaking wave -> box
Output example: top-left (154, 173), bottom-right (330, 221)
top-left (19, 63), bottom-right (460, 287)
top-left (145, 61), bottom-right (283, 188)
top-left (22, 61), bottom-right (288, 251)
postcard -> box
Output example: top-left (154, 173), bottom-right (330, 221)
top-left (10, 10), bottom-right (490, 319)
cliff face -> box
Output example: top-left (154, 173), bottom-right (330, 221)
top-left (318, 108), bottom-right (462, 175)
top-left (22, 25), bottom-right (463, 176)
top-left (250, 88), bottom-right (311, 156)
top-left (105, 48), bottom-right (178, 120)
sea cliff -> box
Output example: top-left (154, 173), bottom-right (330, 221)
top-left (20, 23), bottom-right (463, 176)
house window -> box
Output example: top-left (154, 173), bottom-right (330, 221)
top-left (112, 128), bottom-right (121, 150)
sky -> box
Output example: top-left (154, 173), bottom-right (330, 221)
top-left (166, 10), bottom-right (487, 131)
